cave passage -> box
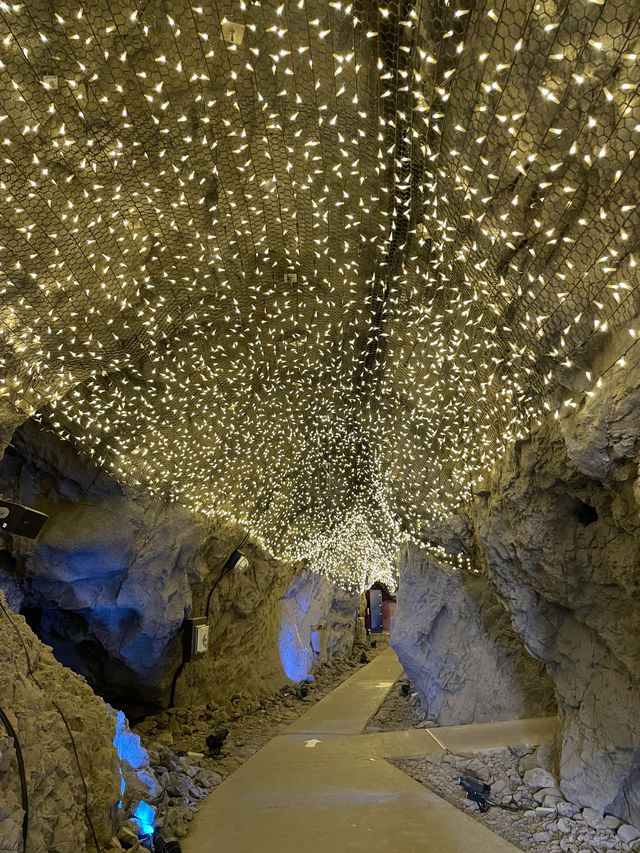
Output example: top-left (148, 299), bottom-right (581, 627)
top-left (2, 0), bottom-right (640, 850)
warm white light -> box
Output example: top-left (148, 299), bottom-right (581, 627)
top-left (0, 0), bottom-right (638, 589)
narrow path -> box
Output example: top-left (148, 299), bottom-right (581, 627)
top-left (183, 648), bottom-right (555, 852)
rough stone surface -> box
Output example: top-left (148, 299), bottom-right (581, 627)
top-left (524, 767), bottom-right (558, 791)
top-left (278, 567), bottom-right (359, 676)
top-left (0, 588), bottom-right (121, 852)
top-left (468, 339), bottom-right (640, 827)
top-left (173, 557), bottom-right (358, 707)
top-left (391, 544), bottom-right (556, 725)
top-left (394, 742), bottom-right (640, 853)
top-left (0, 420), bottom-right (229, 713)
top-left (0, 400), bottom-right (26, 459)
top-left (0, 421), bottom-right (358, 715)
top-left (619, 825), bottom-right (640, 844)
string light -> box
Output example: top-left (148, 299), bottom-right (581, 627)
top-left (0, 0), bottom-right (639, 590)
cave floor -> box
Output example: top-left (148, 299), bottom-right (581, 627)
top-left (182, 648), bottom-right (556, 852)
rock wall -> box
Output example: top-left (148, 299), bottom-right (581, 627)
top-left (471, 420), bottom-right (640, 825)
top-left (0, 420), bottom-right (231, 715)
top-left (277, 568), bottom-right (359, 680)
top-left (0, 420), bottom-right (358, 716)
top-left (391, 544), bottom-right (556, 725)
top-left (0, 588), bottom-right (121, 853)
top-left (175, 565), bottom-right (358, 705)
top-left (464, 332), bottom-right (640, 826)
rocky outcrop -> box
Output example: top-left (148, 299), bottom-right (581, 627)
top-left (0, 588), bottom-right (121, 852)
top-left (174, 564), bottom-right (358, 705)
top-left (467, 336), bottom-right (640, 826)
top-left (278, 568), bottom-right (359, 680)
top-left (0, 420), bottom-right (233, 714)
top-left (0, 420), bottom-right (358, 715)
top-left (392, 544), bottom-right (556, 725)
top-left (172, 543), bottom-right (298, 707)
top-left (0, 401), bottom-right (26, 459)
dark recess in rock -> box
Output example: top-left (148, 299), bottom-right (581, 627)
top-left (574, 500), bottom-right (598, 526)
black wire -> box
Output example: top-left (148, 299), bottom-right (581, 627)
top-left (0, 596), bottom-right (103, 852)
top-left (168, 660), bottom-right (186, 708)
top-left (204, 536), bottom-right (249, 622)
top-left (486, 799), bottom-right (523, 812)
top-left (0, 703), bottom-right (28, 852)
top-left (168, 537), bottom-right (249, 709)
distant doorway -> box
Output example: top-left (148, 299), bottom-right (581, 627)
top-left (365, 587), bottom-right (383, 633)
top-left (364, 582), bottom-right (396, 634)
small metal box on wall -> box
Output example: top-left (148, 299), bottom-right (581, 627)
top-left (183, 617), bottom-right (209, 661)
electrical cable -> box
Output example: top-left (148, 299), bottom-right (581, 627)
top-left (0, 703), bottom-right (28, 852)
top-left (486, 799), bottom-right (525, 812)
top-left (204, 535), bottom-right (249, 622)
top-left (168, 535), bottom-right (249, 709)
top-left (168, 660), bottom-right (186, 710)
top-left (0, 596), bottom-right (103, 852)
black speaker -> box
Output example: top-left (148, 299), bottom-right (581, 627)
top-left (0, 500), bottom-right (48, 539)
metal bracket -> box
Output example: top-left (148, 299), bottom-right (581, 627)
top-left (221, 21), bottom-right (245, 46)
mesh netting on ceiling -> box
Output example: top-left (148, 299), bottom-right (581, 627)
top-left (0, 0), bottom-right (639, 587)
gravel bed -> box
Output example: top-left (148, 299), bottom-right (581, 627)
top-left (364, 672), bottom-right (425, 732)
top-left (391, 743), bottom-right (640, 852)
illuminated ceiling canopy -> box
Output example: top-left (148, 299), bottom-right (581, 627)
top-left (0, 0), bottom-right (639, 587)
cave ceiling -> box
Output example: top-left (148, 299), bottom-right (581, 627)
top-left (0, 0), bottom-right (639, 586)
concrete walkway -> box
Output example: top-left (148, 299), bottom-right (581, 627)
top-left (183, 648), bottom-right (556, 853)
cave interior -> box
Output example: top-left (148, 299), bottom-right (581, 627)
top-left (1, 0), bottom-right (640, 851)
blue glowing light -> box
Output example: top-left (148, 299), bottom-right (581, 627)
top-left (278, 621), bottom-right (312, 682)
top-left (113, 710), bottom-right (147, 770)
top-left (132, 800), bottom-right (155, 836)
top-left (119, 771), bottom-right (125, 797)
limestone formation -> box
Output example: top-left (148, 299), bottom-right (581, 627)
top-left (392, 544), bottom-right (556, 725)
top-left (174, 561), bottom-right (358, 705)
top-left (0, 420), bottom-right (227, 713)
top-left (278, 567), bottom-right (359, 679)
top-left (389, 328), bottom-right (640, 828)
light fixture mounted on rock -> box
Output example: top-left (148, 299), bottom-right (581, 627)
top-left (0, 499), bottom-right (48, 540)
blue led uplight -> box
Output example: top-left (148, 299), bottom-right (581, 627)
top-left (132, 800), bottom-right (155, 836)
